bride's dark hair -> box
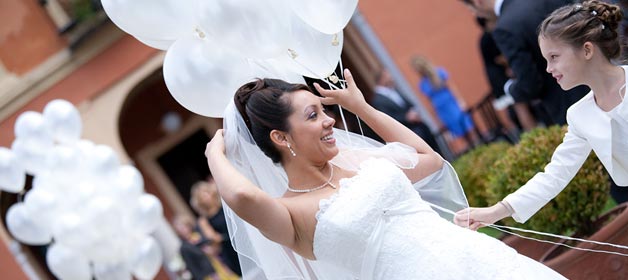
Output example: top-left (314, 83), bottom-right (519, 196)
top-left (234, 78), bottom-right (311, 163)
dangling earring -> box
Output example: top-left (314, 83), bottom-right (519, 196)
top-left (287, 143), bottom-right (296, 157)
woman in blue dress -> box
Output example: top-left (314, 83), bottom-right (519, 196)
top-left (411, 56), bottom-right (478, 147)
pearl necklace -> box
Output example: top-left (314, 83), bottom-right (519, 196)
top-left (287, 163), bottom-right (337, 193)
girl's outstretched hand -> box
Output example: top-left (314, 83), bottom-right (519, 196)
top-left (314, 69), bottom-right (368, 114)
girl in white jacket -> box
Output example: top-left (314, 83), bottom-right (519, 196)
top-left (455, 0), bottom-right (628, 229)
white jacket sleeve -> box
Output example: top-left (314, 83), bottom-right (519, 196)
top-left (502, 114), bottom-right (592, 223)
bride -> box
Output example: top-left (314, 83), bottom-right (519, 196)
top-left (205, 69), bottom-right (565, 279)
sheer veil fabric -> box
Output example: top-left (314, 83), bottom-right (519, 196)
top-left (220, 101), bottom-right (468, 279)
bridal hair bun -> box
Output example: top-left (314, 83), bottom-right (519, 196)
top-left (585, 0), bottom-right (623, 32)
top-left (232, 78), bottom-right (311, 163)
top-left (234, 79), bottom-right (265, 129)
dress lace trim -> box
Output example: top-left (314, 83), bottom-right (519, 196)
top-left (316, 176), bottom-right (356, 221)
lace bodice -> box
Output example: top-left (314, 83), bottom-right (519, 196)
top-left (313, 158), bottom-right (566, 280)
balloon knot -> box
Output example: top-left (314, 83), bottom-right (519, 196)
top-left (288, 49), bottom-right (298, 59)
top-left (194, 27), bottom-right (206, 39)
top-left (328, 74), bottom-right (339, 84)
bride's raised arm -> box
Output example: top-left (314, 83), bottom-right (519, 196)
top-left (205, 129), bottom-right (298, 249)
top-left (314, 69), bottom-right (443, 181)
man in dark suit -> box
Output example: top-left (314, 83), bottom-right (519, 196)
top-left (461, 0), bottom-right (588, 125)
top-left (371, 70), bottom-right (441, 154)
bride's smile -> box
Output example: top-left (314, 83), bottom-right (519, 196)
top-left (284, 90), bottom-right (338, 163)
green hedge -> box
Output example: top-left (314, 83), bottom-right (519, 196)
top-left (453, 141), bottom-right (512, 208)
top-left (487, 126), bottom-right (609, 236)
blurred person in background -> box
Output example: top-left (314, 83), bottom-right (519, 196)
top-left (172, 214), bottom-right (217, 280)
top-left (371, 69), bottom-right (441, 154)
top-left (190, 179), bottom-right (242, 278)
top-left (411, 56), bottom-right (481, 149)
top-left (460, 0), bottom-right (589, 127)
top-left (477, 16), bottom-right (524, 141)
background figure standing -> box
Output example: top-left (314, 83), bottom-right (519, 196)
top-left (371, 69), bottom-right (441, 154)
top-left (410, 56), bottom-right (480, 149)
top-left (477, 16), bottom-right (523, 141)
top-left (461, 0), bottom-right (589, 127)
top-left (190, 179), bottom-right (242, 277)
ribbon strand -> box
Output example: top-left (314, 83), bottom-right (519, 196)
top-left (429, 202), bottom-right (628, 258)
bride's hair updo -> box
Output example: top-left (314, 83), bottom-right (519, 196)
top-left (234, 78), bottom-right (311, 163)
top-left (539, 0), bottom-right (624, 61)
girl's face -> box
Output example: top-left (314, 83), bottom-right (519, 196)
top-left (284, 90), bottom-right (338, 163)
top-left (539, 36), bottom-right (587, 90)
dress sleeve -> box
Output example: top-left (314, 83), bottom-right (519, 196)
top-left (332, 142), bottom-right (419, 172)
top-left (502, 112), bottom-right (592, 223)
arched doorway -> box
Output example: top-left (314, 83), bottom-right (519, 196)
top-left (117, 68), bottom-right (221, 220)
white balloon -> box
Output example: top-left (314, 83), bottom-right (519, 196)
top-left (290, 0), bottom-right (358, 34)
top-left (114, 165), bottom-right (144, 200)
top-left (43, 99), bottom-right (82, 144)
top-left (133, 35), bottom-right (174, 51)
top-left (14, 111), bottom-right (52, 141)
top-left (85, 196), bottom-right (122, 237)
top-left (46, 243), bottom-right (92, 280)
top-left (134, 194), bottom-right (163, 234)
top-left (76, 139), bottom-right (96, 155)
top-left (94, 261), bottom-right (133, 280)
top-left (163, 35), bottom-right (254, 117)
top-left (84, 237), bottom-right (120, 263)
top-left (85, 145), bottom-right (120, 180)
top-left (51, 212), bottom-right (92, 249)
top-left (0, 147), bottom-right (25, 193)
top-left (197, 0), bottom-right (291, 59)
top-left (275, 17), bottom-right (344, 79)
top-left (23, 187), bottom-right (57, 231)
top-left (131, 236), bottom-right (163, 280)
top-left (45, 145), bottom-right (81, 186)
top-left (32, 170), bottom-right (56, 190)
top-left (71, 181), bottom-right (98, 205)
top-left (249, 59), bottom-right (306, 84)
top-left (101, 0), bottom-right (196, 41)
top-left (6, 203), bottom-right (52, 245)
top-left (11, 138), bottom-right (52, 176)
top-left (75, 140), bottom-right (97, 178)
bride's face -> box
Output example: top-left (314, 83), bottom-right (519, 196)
top-left (285, 90), bottom-right (338, 162)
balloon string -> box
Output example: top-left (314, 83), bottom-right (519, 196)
top-left (336, 57), bottom-right (365, 138)
top-left (321, 78), bottom-right (351, 145)
top-left (428, 202), bottom-right (628, 258)
top-left (486, 224), bottom-right (628, 255)
top-left (18, 189), bottom-right (25, 203)
top-left (249, 59), bottom-right (272, 73)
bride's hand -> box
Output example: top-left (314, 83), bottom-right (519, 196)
top-left (314, 69), bottom-right (368, 114)
top-left (205, 129), bottom-right (226, 163)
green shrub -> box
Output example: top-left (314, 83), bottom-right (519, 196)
top-left (487, 126), bottom-right (609, 236)
top-left (453, 141), bottom-right (512, 208)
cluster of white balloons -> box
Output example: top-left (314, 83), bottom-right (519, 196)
top-left (0, 100), bottom-right (164, 280)
top-left (101, 0), bottom-right (358, 117)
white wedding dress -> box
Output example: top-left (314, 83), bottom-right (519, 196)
top-left (313, 158), bottom-right (566, 280)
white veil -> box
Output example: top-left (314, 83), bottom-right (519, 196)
top-left (220, 101), bottom-right (468, 279)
